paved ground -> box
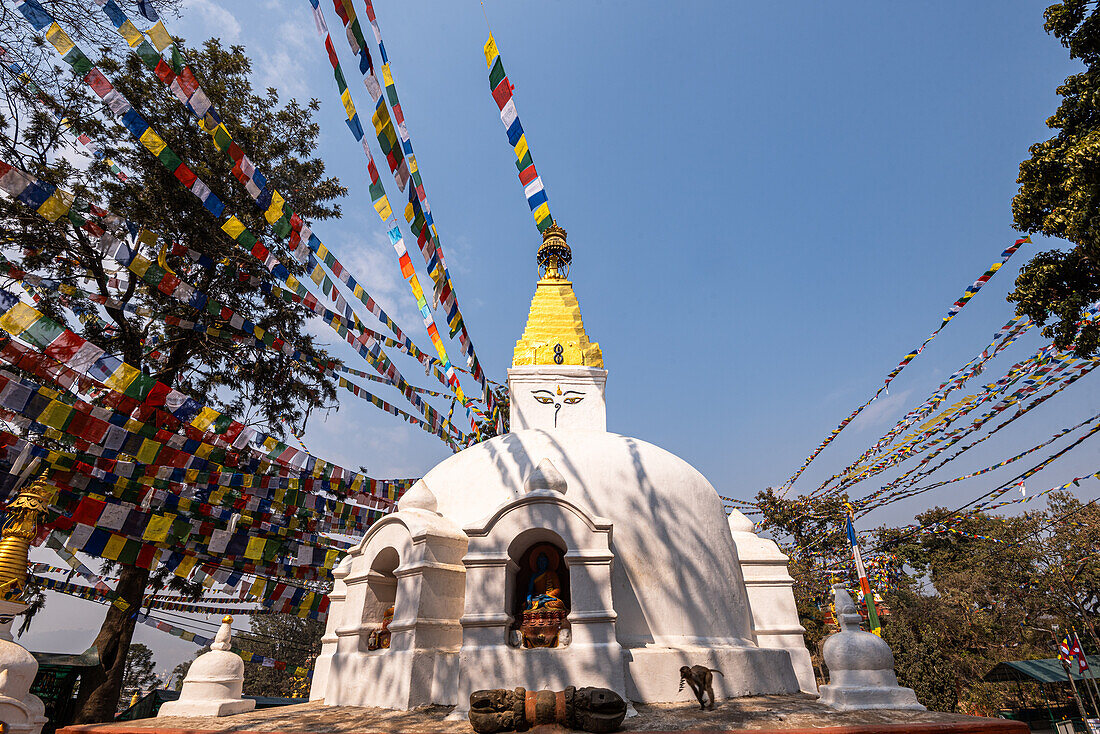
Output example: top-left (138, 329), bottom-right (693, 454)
top-left (59, 695), bottom-right (1024, 733)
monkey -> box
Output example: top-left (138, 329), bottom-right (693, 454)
top-left (678, 665), bottom-right (724, 710)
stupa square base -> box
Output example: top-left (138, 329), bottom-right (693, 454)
top-left (57, 695), bottom-right (1027, 733)
top-left (155, 696), bottom-right (256, 718)
top-left (624, 645), bottom-right (800, 702)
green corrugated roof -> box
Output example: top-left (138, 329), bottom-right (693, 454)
top-left (985, 658), bottom-right (1100, 684)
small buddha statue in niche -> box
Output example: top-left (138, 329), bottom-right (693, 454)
top-left (367, 605), bottom-right (394, 650)
top-left (516, 543), bottom-right (569, 648)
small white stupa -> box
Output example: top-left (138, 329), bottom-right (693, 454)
top-left (158, 615), bottom-right (256, 718)
top-left (312, 224), bottom-right (812, 711)
top-left (818, 585), bottom-right (924, 711)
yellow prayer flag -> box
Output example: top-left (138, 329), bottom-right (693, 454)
top-left (265, 190), bottom-right (285, 224)
top-left (340, 88), bottom-right (357, 122)
top-left (316, 244), bottom-right (329, 260)
top-left (175, 556), bottom-right (197, 578)
top-left (103, 534), bottom-right (127, 561)
top-left (382, 64), bottom-right (394, 86)
top-left (0, 303), bottom-right (38, 336)
top-left (136, 439), bottom-right (159, 464)
top-left (103, 363), bottom-right (140, 393)
top-left (285, 275), bottom-right (300, 291)
top-left (39, 400), bottom-right (72, 430)
top-left (244, 535), bottom-right (266, 561)
top-left (37, 189), bottom-right (74, 222)
top-left (146, 20), bottom-right (173, 52)
top-left (192, 406), bottom-right (219, 431)
top-left (137, 229), bottom-right (158, 247)
top-left (140, 127), bottom-right (167, 157)
top-left (532, 202), bottom-right (551, 223)
top-left (373, 196), bottom-right (392, 221)
top-left (221, 216), bottom-right (246, 240)
top-left (513, 134), bottom-right (529, 162)
top-left (130, 254), bottom-right (153, 279)
top-left (248, 577), bottom-right (266, 597)
top-left (142, 513), bottom-right (175, 542)
top-left (118, 20), bottom-right (143, 48)
top-left (483, 34), bottom-right (498, 68)
top-left (45, 23), bottom-right (74, 57)
top-left (324, 549), bottom-right (340, 569)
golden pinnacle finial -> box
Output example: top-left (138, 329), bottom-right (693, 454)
top-left (0, 470), bottom-right (54, 602)
top-left (537, 222), bottom-right (571, 280)
top-left (513, 222), bottom-right (603, 368)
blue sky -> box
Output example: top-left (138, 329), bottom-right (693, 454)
top-left (18, 0), bottom-right (1100, 677)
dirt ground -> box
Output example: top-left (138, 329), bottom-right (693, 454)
top-left (60, 695), bottom-right (1007, 733)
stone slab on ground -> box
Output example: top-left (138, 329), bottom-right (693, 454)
top-left (58, 695), bottom-right (1027, 733)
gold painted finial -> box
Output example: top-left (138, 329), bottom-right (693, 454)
top-left (536, 222), bottom-right (571, 280)
top-left (513, 223), bottom-right (603, 368)
top-left (0, 471), bottom-right (54, 601)
top-left (222, 615), bottom-right (233, 624)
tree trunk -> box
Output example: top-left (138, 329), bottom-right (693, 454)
top-left (72, 564), bottom-right (150, 723)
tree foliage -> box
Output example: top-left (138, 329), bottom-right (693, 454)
top-left (1010, 1), bottom-right (1100, 357)
top-left (0, 16), bottom-right (345, 720)
top-left (118, 642), bottom-right (159, 711)
top-left (757, 491), bottom-right (1100, 715)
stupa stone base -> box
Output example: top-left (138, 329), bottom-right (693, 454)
top-left (817, 684), bottom-right (925, 711)
top-left (56, 696), bottom-right (1028, 733)
top-left (154, 696), bottom-right (256, 718)
top-left (624, 645), bottom-right (800, 702)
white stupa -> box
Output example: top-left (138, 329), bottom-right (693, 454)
top-left (312, 225), bottom-right (814, 710)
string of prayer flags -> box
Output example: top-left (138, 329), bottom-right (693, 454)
top-left (92, 0), bottom-right (493, 421)
top-left (327, 0), bottom-right (408, 189)
top-left (0, 295), bottom-right (382, 496)
top-left (484, 33), bottom-right (553, 233)
top-left (813, 315), bottom-right (1034, 497)
top-left (358, 0), bottom-right (494, 411)
top-left (0, 46), bottom-right (128, 181)
top-left (865, 413), bottom-right (1100, 510)
top-left (844, 510), bottom-right (881, 636)
top-left (0, 159), bottom-right (461, 445)
top-left (15, 4), bottom-right (459, 442)
top-left (782, 237), bottom-right (1031, 491)
top-left (306, 0), bottom-right (470, 414)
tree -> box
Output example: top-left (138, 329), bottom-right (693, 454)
top-left (754, 488), bottom-right (853, 683)
top-left (240, 613), bottom-right (324, 698)
top-left (1010, 1), bottom-right (1100, 357)
top-left (118, 642), bottom-right (159, 711)
top-left (0, 24), bottom-right (344, 722)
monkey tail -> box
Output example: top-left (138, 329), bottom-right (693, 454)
top-left (710, 669), bottom-right (724, 676)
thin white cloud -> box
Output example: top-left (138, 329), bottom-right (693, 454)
top-left (182, 0), bottom-right (242, 42)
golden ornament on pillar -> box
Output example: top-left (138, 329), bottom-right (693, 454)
top-left (513, 224), bottom-right (603, 368)
top-left (0, 471), bottom-right (55, 601)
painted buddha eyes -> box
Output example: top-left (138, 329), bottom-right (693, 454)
top-left (531, 389), bottom-right (585, 426)
top-left (563, 396), bottom-right (583, 405)
top-left (533, 392), bottom-right (555, 405)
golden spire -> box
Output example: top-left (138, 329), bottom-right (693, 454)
top-left (513, 224), bottom-right (603, 368)
top-left (0, 471), bottom-right (54, 601)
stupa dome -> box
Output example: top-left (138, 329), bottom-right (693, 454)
top-left (423, 428), bottom-right (756, 647)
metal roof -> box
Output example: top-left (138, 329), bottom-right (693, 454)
top-left (985, 658), bottom-right (1100, 684)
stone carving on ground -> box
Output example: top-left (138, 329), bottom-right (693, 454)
top-left (469, 686), bottom-right (627, 733)
top-left (817, 584), bottom-right (925, 711)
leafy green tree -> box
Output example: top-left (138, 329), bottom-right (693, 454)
top-left (1010, 1), bottom-right (1100, 357)
top-left (754, 488), bottom-right (853, 683)
top-left (240, 613), bottom-right (324, 698)
top-left (0, 26), bottom-right (344, 722)
top-left (118, 642), bottom-right (159, 711)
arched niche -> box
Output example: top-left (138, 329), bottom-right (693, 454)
top-left (510, 536), bottom-right (571, 648)
top-left (315, 494), bottom-right (468, 709)
top-left (455, 479), bottom-right (627, 710)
